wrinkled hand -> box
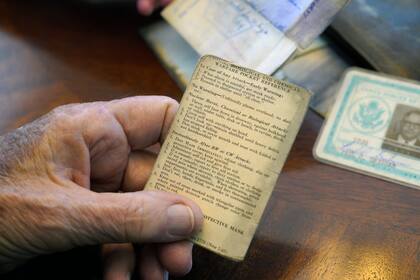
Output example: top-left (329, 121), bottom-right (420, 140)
top-left (0, 96), bottom-right (203, 279)
top-left (137, 0), bottom-right (172, 15)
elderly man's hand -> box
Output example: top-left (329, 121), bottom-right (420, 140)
top-left (0, 96), bottom-right (203, 279)
top-left (137, 0), bottom-right (172, 15)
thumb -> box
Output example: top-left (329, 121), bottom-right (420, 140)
top-left (69, 190), bottom-right (203, 246)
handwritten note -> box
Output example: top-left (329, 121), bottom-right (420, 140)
top-left (162, 0), bottom-right (349, 73)
top-left (246, 0), bottom-right (314, 31)
top-left (247, 0), bottom-right (350, 48)
top-left (162, 0), bottom-right (297, 74)
top-left (285, 0), bottom-right (350, 48)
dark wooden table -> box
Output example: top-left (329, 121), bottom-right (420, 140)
top-left (1, 1), bottom-right (419, 279)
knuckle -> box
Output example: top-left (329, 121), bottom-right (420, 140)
top-left (121, 195), bottom-right (145, 241)
top-left (48, 103), bottom-right (81, 129)
top-left (49, 102), bottom-right (116, 133)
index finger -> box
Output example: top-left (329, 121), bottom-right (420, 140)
top-left (106, 95), bottom-right (179, 150)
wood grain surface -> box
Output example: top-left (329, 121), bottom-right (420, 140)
top-left (0, 1), bottom-right (419, 279)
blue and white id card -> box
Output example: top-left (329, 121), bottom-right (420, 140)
top-left (314, 68), bottom-right (420, 190)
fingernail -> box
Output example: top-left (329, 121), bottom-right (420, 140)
top-left (167, 204), bottom-right (194, 236)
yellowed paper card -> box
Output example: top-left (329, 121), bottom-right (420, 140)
top-left (145, 55), bottom-right (310, 260)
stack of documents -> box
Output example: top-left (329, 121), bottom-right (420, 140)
top-left (162, 0), bottom-right (350, 74)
